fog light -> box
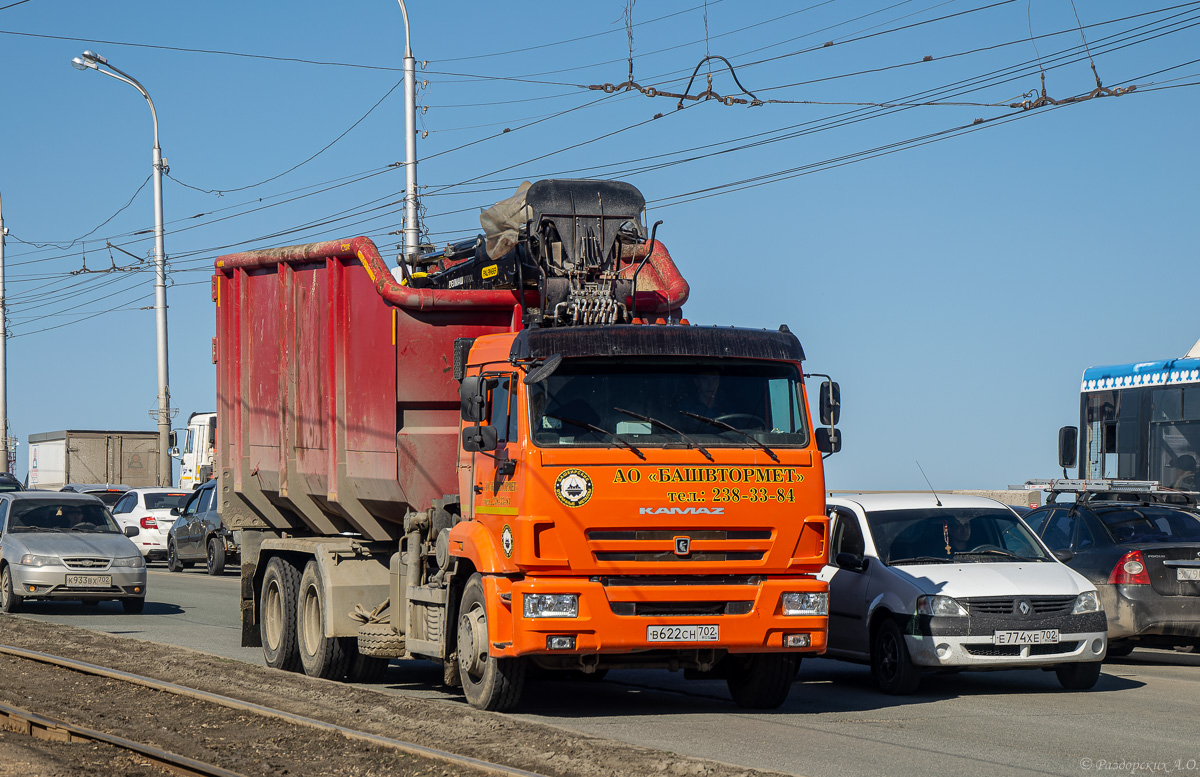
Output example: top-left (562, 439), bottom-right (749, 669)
top-left (523, 594), bottom-right (579, 619)
top-left (547, 635), bottom-right (576, 650)
top-left (133, 587), bottom-right (142, 594)
top-left (784, 633), bottom-right (811, 648)
top-left (782, 592), bottom-right (828, 616)
top-left (936, 643), bottom-right (951, 659)
top-left (1093, 639), bottom-right (1105, 654)
top-left (27, 585), bottom-right (36, 593)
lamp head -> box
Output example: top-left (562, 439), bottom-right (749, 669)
top-left (80, 50), bottom-right (107, 65)
top-left (71, 56), bottom-right (94, 71)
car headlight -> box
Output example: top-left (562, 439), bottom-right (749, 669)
top-left (18, 554), bottom-right (61, 567)
top-left (916, 594), bottom-right (968, 617)
top-left (110, 556), bottom-right (146, 568)
top-left (522, 593), bottom-right (578, 618)
top-left (782, 591), bottom-right (828, 616)
top-left (1072, 590), bottom-right (1101, 614)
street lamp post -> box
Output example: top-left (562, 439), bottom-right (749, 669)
top-left (397, 0), bottom-right (420, 261)
top-left (72, 50), bottom-right (173, 486)
top-left (0, 188), bottom-right (9, 475)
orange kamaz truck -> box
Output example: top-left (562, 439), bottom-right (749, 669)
top-left (213, 179), bottom-right (840, 710)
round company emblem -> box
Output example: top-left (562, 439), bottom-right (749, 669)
top-left (555, 468), bottom-right (593, 508)
top-left (501, 524), bottom-right (514, 558)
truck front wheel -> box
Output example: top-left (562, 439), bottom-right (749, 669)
top-left (457, 574), bottom-right (525, 711)
top-left (297, 561), bottom-right (350, 680)
top-left (260, 557), bottom-right (302, 672)
top-left (725, 653), bottom-right (797, 709)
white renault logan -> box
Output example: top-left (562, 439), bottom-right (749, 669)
top-left (821, 493), bottom-right (1107, 694)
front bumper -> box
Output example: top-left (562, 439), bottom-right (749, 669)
top-left (11, 565), bottom-right (147, 600)
top-left (905, 611), bottom-right (1108, 668)
top-left (485, 575), bottom-right (828, 658)
top-left (1098, 583), bottom-right (1200, 640)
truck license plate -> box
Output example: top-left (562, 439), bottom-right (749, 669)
top-left (647, 625), bottom-right (719, 642)
top-left (65, 575), bottom-right (111, 588)
top-left (1177, 568), bottom-right (1200, 581)
top-left (993, 629), bottom-right (1059, 645)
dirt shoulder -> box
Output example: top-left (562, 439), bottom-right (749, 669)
top-left (0, 615), bottom-right (784, 777)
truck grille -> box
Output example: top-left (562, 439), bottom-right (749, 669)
top-left (961, 595), bottom-right (1076, 616)
top-left (609, 600), bottom-right (753, 617)
top-left (62, 557), bottom-right (108, 570)
top-left (587, 529), bottom-right (772, 564)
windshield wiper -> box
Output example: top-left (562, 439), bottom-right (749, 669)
top-left (678, 411), bottom-right (779, 462)
top-left (888, 556), bottom-right (954, 565)
top-left (953, 549), bottom-right (1034, 561)
top-left (12, 526), bottom-right (57, 532)
top-left (614, 407), bottom-right (713, 462)
top-left (555, 415), bottom-right (645, 460)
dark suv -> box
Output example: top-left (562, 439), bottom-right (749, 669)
top-left (1024, 498), bottom-right (1200, 654)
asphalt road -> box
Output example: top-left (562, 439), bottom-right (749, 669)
top-left (14, 566), bottom-right (1200, 777)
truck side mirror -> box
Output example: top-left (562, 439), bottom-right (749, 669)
top-left (462, 425), bottom-right (499, 452)
top-left (168, 447), bottom-right (181, 459)
top-left (459, 377), bottom-right (495, 422)
top-left (819, 381), bottom-right (841, 426)
top-left (169, 431), bottom-right (178, 448)
top-left (816, 427), bottom-right (842, 454)
top-left (1058, 426), bottom-right (1078, 469)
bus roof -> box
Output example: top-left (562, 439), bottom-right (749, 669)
top-left (1081, 357), bottom-right (1200, 393)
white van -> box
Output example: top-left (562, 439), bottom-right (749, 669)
top-left (820, 493), bottom-right (1107, 694)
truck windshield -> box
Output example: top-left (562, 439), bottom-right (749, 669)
top-left (527, 359), bottom-right (809, 449)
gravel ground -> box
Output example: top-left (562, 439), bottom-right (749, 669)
top-left (0, 615), bottom-right (788, 777)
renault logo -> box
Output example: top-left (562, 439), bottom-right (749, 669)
top-left (1016, 599), bottom-right (1032, 616)
top-left (674, 536), bottom-right (691, 556)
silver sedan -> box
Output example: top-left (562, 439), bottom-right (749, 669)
top-left (0, 492), bottom-right (148, 613)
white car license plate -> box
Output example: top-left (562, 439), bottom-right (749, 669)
top-left (993, 629), bottom-right (1059, 645)
top-left (1177, 568), bottom-right (1200, 581)
top-left (647, 625), bottom-right (719, 642)
top-left (65, 575), bottom-right (111, 588)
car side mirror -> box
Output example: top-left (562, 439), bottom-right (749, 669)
top-left (835, 552), bottom-right (867, 572)
top-left (459, 376), bottom-right (495, 422)
top-left (462, 425), bottom-right (499, 452)
top-left (170, 507), bottom-right (181, 516)
top-left (124, 525), bottom-right (140, 538)
top-left (1058, 426), bottom-right (1078, 470)
top-left (1053, 549), bottom-right (1074, 563)
top-left (816, 427), bottom-right (842, 454)
top-left (819, 381), bottom-right (841, 426)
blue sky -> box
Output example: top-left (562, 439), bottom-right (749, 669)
top-left (0, 1), bottom-right (1197, 491)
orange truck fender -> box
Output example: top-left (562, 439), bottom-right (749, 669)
top-left (449, 519), bottom-right (520, 575)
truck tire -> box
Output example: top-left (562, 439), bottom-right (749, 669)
top-left (725, 654), bottom-right (797, 709)
top-left (872, 618), bottom-right (921, 695)
top-left (456, 573), bottom-right (525, 711)
top-left (357, 622), bottom-right (406, 658)
top-left (166, 540), bottom-right (191, 572)
top-left (261, 557), bottom-right (302, 672)
top-left (297, 561), bottom-right (351, 680)
top-left (206, 537), bottom-right (226, 576)
top-left (1, 566), bottom-right (23, 614)
top-left (1055, 661), bottom-right (1102, 690)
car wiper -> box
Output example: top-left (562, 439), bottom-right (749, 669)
top-left (888, 556), bottom-right (953, 565)
top-left (953, 548), bottom-right (1025, 560)
top-left (678, 410), bottom-right (779, 462)
top-left (12, 526), bottom-right (56, 532)
top-left (555, 415), bottom-right (646, 460)
top-left (614, 407), bottom-right (714, 462)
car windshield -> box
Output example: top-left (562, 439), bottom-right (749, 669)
top-left (145, 492), bottom-right (191, 511)
top-left (85, 490), bottom-right (127, 506)
top-left (7, 502), bottom-right (121, 533)
top-left (865, 507), bottom-right (1051, 565)
top-left (527, 358), bottom-right (809, 449)
top-left (1093, 505), bottom-right (1200, 544)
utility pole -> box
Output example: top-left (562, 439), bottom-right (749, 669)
top-left (398, 0), bottom-right (420, 261)
top-left (0, 188), bottom-right (8, 475)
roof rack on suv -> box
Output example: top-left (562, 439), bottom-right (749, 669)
top-left (1023, 478), bottom-right (1199, 507)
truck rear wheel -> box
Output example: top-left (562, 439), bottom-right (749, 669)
top-left (725, 654), bottom-right (797, 709)
top-left (260, 557), bottom-right (302, 672)
top-left (457, 574), bottom-right (525, 711)
top-left (298, 561), bottom-right (350, 680)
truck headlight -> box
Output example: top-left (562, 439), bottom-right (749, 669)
top-left (916, 595), bottom-right (968, 617)
top-left (523, 593), bottom-right (579, 618)
top-left (782, 591), bottom-right (828, 616)
top-left (18, 554), bottom-right (60, 567)
top-left (1072, 590), bottom-right (1101, 614)
top-left (111, 556), bottom-right (146, 568)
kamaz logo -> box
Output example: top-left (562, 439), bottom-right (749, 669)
top-left (638, 507), bottom-right (725, 515)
